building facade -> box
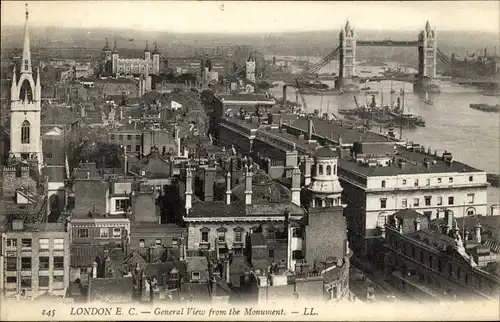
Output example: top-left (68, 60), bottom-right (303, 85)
top-left (102, 40), bottom-right (160, 76)
top-left (338, 143), bottom-right (489, 261)
top-left (1, 221), bottom-right (70, 299)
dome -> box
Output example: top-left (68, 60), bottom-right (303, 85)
top-left (252, 170), bottom-right (273, 186)
top-left (314, 146), bottom-right (339, 159)
top-left (102, 39), bottom-right (111, 52)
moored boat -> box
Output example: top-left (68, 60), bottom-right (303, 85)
top-left (470, 103), bottom-right (500, 113)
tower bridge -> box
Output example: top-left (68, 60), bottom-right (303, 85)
top-left (306, 20), bottom-right (441, 92)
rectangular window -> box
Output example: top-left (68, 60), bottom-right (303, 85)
top-left (448, 196), bottom-right (454, 205)
top-left (172, 239), bottom-right (178, 246)
top-left (21, 277), bottom-right (32, 288)
top-left (155, 239), bottom-right (162, 246)
top-left (381, 180), bottom-right (386, 188)
top-left (401, 199), bottom-right (407, 208)
top-left (413, 198), bottom-right (419, 207)
top-left (6, 257), bottom-right (17, 271)
top-left (426, 178), bottom-right (430, 186)
top-left (112, 228), bottom-right (122, 238)
top-left (53, 238), bottom-right (64, 250)
top-left (449, 177), bottom-right (453, 183)
top-left (54, 257), bottom-right (64, 270)
top-left (425, 196), bottom-right (431, 206)
top-left (234, 231), bottom-right (242, 242)
top-left (39, 257), bottom-right (50, 270)
top-left (467, 193), bottom-right (475, 204)
top-left (39, 276), bottom-right (49, 288)
top-left (53, 275), bottom-right (64, 284)
top-left (127, 135), bottom-right (132, 140)
top-left (402, 179), bottom-right (407, 185)
top-left (7, 238), bottom-right (17, 247)
top-left (380, 198), bottom-right (387, 209)
top-left (469, 176), bottom-right (473, 182)
top-left (6, 276), bottom-right (17, 284)
top-left (437, 178), bottom-right (442, 184)
top-left (110, 134), bottom-right (115, 140)
top-left (39, 238), bottom-right (49, 251)
top-left (269, 249), bottom-right (275, 259)
top-left (21, 257), bottom-right (31, 270)
top-left (217, 231), bottom-right (225, 243)
top-left (21, 238), bottom-right (32, 249)
top-left (414, 179), bottom-right (419, 187)
top-left (119, 135), bottom-right (124, 140)
top-left (201, 232), bottom-right (209, 243)
top-left (99, 228), bottom-right (109, 238)
top-left (126, 145), bottom-right (131, 152)
top-left (191, 272), bottom-right (200, 281)
top-left (115, 199), bottom-right (128, 211)
top-left (136, 135), bottom-right (141, 140)
top-left (77, 229), bottom-right (89, 238)
top-left (139, 239), bottom-right (145, 247)
top-left (437, 197), bottom-right (443, 205)
top-left (293, 228), bottom-right (303, 238)
top-left (135, 145), bottom-right (141, 152)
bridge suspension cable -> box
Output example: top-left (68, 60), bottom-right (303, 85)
top-left (436, 48), bottom-right (451, 65)
top-left (308, 46), bottom-right (340, 74)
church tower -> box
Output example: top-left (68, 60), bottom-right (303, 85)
top-left (111, 39), bottom-right (119, 75)
top-left (9, 4), bottom-right (42, 169)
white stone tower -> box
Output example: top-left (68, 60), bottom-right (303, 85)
top-left (418, 21), bottom-right (437, 78)
top-left (144, 41), bottom-right (151, 61)
top-left (10, 4), bottom-right (43, 169)
top-left (307, 146), bottom-right (343, 208)
top-left (338, 20), bottom-right (356, 80)
top-left (111, 40), bottom-right (119, 75)
top-left (152, 42), bottom-right (160, 75)
top-left (245, 57), bottom-right (256, 83)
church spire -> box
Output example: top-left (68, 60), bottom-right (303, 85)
top-left (36, 65), bottom-right (41, 100)
top-left (11, 66), bottom-right (18, 101)
top-left (21, 3), bottom-right (32, 74)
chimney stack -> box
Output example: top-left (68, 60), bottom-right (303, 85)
top-left (225, 172), bottom-right (232, 205)
top-left (225, 259), bottom-right (231, 284)
top-left (244, 165), bottom-right (253, 205)
top-left (303, 156), bottom-right (314, 186)
top-left (414, 216), bottom-right (421, 231)
top-left (307, 117), bottom-right (314, 141)
top-left (475, 222), bottom-right (482, 243)
top-left (445, 211), bottom-right (454, 235)
top-left (204, 167), bottom-right (216, 202)
top-left (92, 261), bottom-right (98, 278)
top-left (291, 167), bottom-right (301, 206)
top-left (282, 85), bottom-right (287, 106)
top-left (185, 168), bottom-right (193, 212)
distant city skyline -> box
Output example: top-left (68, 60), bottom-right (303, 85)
top-left (1, 1), bottom-right (499, 34)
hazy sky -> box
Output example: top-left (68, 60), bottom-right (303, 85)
top-left (1, 1), bottom-right (499, 34)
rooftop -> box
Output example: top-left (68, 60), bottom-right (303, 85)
top-left (89, 277), bottom-right (133, 303)
top-left (339, 148), bottom-right (484, 177)
top-left (217, 93), bottom-right (275, 104)
top-left (287, 118), bottom-right (395, 144)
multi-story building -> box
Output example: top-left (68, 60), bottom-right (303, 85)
top-left (384, 209), bottom-right (500, 302)
top-left (338, 142), bottom-right (489, 262)
top-left (1, 220), bottom-right (70, 300)
top-left (101, 40), bottom-right (160, 76)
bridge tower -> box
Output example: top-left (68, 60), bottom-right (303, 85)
top-left (337, 20), bottom-right (358, 90)
top-left (416, 21), bottom-right (438, 91)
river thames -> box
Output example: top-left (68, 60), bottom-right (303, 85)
top-left (266, 63), bottom-right (499, 210)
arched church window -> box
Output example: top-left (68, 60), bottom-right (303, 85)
top-left (333, 165), bottom-right (337, 175)
top-left (318, 165), bottom-right (323, 175)
top-left (21, 120), bottom-right (30, 144)
top-left (326, 165), bottom-right (332, 175)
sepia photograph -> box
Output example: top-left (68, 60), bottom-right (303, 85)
top-left (0, 0), bottom-right (499, 320)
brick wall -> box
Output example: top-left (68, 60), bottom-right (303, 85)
top-left (306, 207), bottom-right (347, 268)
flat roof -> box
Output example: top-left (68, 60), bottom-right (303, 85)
top-left (339, 148), bottom-right (483, 177)
top-left (288, 118), bottom-right (397, 144)
top-left (217, 93), bottom-right (275, 104)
